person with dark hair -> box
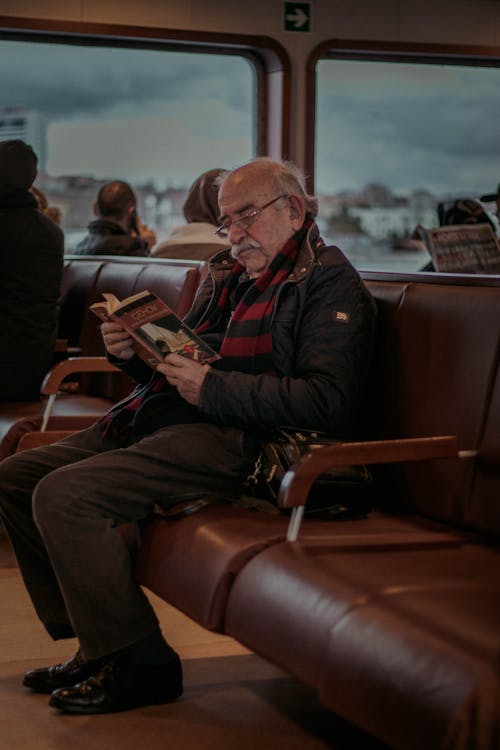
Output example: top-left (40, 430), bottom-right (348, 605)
top-left (0, 157), bottom-right (376, 715)
top-left (419, 196), bottom-right (498, 272)
top-left (438, 197), bottom-right (496, 231)
top-left (0, 139), bottom-right (64, 400)
top-left (74, 180), bottom-right (155, 256)
top-left (151, 168), bottom-right (230, 260)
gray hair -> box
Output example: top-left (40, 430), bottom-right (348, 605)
top-left (216, 157), bottom-right (318, 218)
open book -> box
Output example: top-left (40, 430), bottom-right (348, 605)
top-left (415, 223), bottom-right (500, 273)
top-left (90, 290), bottom-right (220, 366)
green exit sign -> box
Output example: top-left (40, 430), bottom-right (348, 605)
top-left (284, 2), bottom-right (311, 32)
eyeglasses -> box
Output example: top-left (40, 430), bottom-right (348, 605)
top-left (215, 194), bottom-right (288, 238)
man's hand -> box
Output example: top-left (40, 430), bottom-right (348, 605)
top-left (100, 321), bottom-right (135, 360)
top-left (157, 353), bottom-right (210, 405)
top-left (135, 215), bottom-right (157, 251)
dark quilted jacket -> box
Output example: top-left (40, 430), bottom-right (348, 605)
top-left (74, 219), bottom-right (148, 257)
top-left (186, 223), bottom-right (377, 435)
top-left (0, 190), bottom-right (64, 400)
top-left (116, 223), bottom-right (377, 437)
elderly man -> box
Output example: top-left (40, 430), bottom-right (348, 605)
top-left (0, 158), bottom-right (376, 715)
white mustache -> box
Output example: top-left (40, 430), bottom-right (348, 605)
top-left (231, 238), bottom-right (261, 259)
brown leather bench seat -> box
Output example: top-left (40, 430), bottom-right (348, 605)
top-left (0, 255), bottom-right (204, 458)
top-left (224, 521), bottom-right (499, 750)
top-left (134, 272), bottom-right (500, 750)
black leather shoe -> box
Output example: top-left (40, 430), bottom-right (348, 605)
top-left (48, 653), bottom-right (183, 714)
top-left (23, 649), bottom-right (100, 694)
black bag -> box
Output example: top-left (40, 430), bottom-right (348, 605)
top-left (247, 428), bottom-right (373, 519)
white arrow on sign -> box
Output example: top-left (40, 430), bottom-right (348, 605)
top-left (286, 8), bottom-right (308, 28)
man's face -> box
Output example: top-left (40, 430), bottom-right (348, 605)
top-left (218, 167), bottom-right (304, 279)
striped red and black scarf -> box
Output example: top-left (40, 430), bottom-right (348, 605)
top-left (196, 216), bottom-right (313, 375)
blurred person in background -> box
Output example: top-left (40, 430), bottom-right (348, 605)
top-left (151, 168), bottom-right (230, 260)
top-left (30, 185), bottom-right (63, 225)
top-left (0, 140), bottom-right (64, 400)
top-left (74, 180), bottom-right (155, 257)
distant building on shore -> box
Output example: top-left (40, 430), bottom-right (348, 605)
top-left (0, 106), bottom-right (47, 171)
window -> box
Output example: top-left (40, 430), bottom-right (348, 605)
top-left (314, 50), bottom-right (500, 272)
top-left (0, 37), bottom-right (256, 250)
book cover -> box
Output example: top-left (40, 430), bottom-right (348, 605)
top-left (416, 223), bottom-right (500, 274)
top-left (90, 290), bottom-right (220, 367)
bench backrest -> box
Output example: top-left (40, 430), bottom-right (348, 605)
top-left (59, 255), bottom-right (205, 400)
top-left (363, 272), bottom-right (500, 537)
top-left (56, 260), bottom-right (500, 538)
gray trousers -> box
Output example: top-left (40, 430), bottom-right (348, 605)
top-left (0, 422), bottom-right (257, 660)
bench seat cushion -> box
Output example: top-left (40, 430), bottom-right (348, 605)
top-left (224, 514), bottom-right (500, 750)
top-left (318, 570), bottom-right (500, 750)
top-left (136, 505), bottom-right (289, 631)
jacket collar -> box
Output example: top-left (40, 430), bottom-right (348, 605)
top-left (88, 219), bottom-right (127, 236)
top-left (288, 221), bottom-right (323, 281)
top-left (208, 221), bottom-right (324, 280)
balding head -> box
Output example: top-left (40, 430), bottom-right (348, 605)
top-left (218, 158), bottom-right (317, 218)
top-left (95, 181), bottom-right (137, 222)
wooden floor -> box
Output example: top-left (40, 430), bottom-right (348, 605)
top-left (0, 532), bottom-right (386, 749)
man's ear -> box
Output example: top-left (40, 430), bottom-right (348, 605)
top-left (93, 201), bottom-right (98, 217)
top-left (288, 194), bottom-right (306, 229)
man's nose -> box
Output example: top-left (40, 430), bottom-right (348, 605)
top-left (228, 222), bottom-right (246, 244)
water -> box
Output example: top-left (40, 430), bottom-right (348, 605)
top-left (323, 233), bottom-right (431, 273)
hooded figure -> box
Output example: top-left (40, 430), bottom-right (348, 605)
top-left (151, 168), bottom-right (230, 260)
top-left (0, 140), bottom-right (64, 400)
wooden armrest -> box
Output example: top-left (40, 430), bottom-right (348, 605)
top-left (41, 357), bottom-right (120, 396)
top-left (277, 435), bottom-right (475, 542)
top-left (38, 357), bottom-right (121, 432)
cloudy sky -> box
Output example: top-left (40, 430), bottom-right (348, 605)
top-left (316, 59), bottom-right (500, 199)
top-left (1, 37), bottom-right (499, 200)
top-left (0, 38), bottom-right (254, 188)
